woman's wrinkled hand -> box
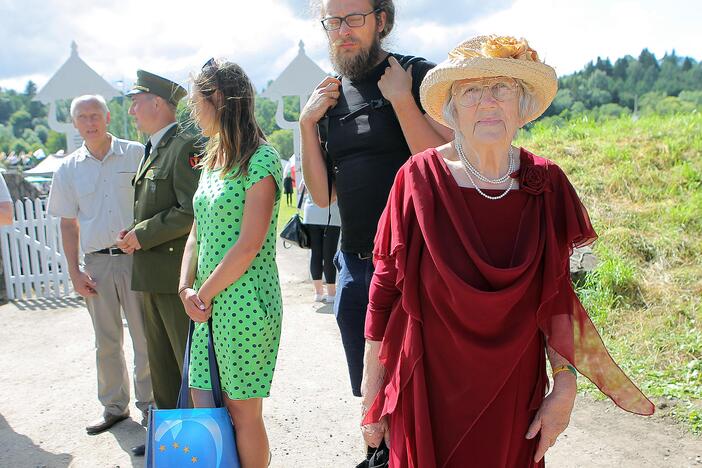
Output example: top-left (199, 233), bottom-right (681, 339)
top-left (526, 377), bottom-right (576, 462)
top-left (179, 288), bottom-right (212, 323)
top-left (361, 416), bottom-right (389, 449)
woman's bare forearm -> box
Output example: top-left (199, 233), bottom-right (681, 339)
top-left (179, 222), bottom-right (198, 290)
top-left (361, 340), bottom-right (385, 412)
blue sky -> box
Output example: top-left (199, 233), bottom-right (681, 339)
top-left (1, 0), bottom-right (699, 93)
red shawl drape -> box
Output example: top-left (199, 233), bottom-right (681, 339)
top-left (363, 148), bottom-right (654, 468)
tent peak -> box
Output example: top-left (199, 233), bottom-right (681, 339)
top-left (34, 42), bottom-right (120, 103)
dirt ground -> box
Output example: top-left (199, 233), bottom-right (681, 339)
top-left (0, 242), bottom-right (700, 467)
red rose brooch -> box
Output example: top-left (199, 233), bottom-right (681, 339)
top-left (514, 162), bottom-right (550, 195)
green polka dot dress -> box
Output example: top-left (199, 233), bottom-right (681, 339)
top-left (189, 145), bottom-right (283, 400)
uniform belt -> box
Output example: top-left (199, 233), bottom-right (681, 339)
top-left (92, 247), bottom-right (125, 256)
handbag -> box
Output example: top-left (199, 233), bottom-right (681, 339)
top-left (355, 441), bottom-right (390, 468)
top-left (369, 441), bottom-right (390, 468)
top-left (145, 320), bottom-right (241, 467)
top-left (280, 186), bottom-right (311, 249)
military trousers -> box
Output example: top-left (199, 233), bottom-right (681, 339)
top-left (83, 253), bottom-right (153, 418)
top-left (142, 291), bottom-right (190, 409)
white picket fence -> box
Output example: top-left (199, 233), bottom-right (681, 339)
top-left (0, 198), bottom-right (71, 299)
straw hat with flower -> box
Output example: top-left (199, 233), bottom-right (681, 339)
top-left (420, 35), bottom-right (558, 126)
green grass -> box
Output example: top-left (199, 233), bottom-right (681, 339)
top-left (277, 189), bottom-right (300, 233)
top-left (517, 112), bottom-right (702, 433)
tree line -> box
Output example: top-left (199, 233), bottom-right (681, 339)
top-left (2, 48), bottom-right (700, 160)
top-left (544, 49), bottom-right (702, 121)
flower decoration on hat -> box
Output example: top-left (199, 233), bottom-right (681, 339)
top-left (482, 36), bottom-right (540, 61)
top-left (448, 35), bottom-right (540, 63)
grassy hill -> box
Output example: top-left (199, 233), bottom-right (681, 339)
top-left (518, 112), bottom-right (702, 432)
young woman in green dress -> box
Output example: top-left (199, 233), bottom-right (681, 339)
top-left (179, 59), bottom-right (283, 468)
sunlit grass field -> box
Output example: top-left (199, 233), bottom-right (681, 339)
top-left (517, 112), bottom-right (702, 432)
top-left (277, 188), bottom-right (299, 233)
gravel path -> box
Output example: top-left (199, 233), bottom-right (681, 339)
top-left (0, 241), bottom-right (699, 467)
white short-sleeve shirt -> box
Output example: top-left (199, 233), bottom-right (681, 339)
top-left (47, 135), bottom-right (144, 253)
top-left (302, 191), bottom-right (341, 226)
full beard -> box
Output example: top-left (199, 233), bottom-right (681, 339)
top-left (329, 35), bottom-right (382, 81)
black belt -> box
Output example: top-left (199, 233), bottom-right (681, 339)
top-left (347, 251), bottom-right (373, 260)
top-left (92, 247), bottom-right (125, 256)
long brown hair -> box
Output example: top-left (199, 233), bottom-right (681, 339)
top-left (191, 60), bottom-right (266, 177)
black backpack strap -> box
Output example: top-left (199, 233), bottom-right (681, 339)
top-left (391, 53), bottom-right (427, 70)
top-left (337, 54), bottom-right (425, 125)
top-left (316, 111), bottom-right (334, 236)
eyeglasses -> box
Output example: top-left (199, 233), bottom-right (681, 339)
top-left (453, 78), bottom-right (519, 107)
top-left (321, 8), bottom-right (380, 31)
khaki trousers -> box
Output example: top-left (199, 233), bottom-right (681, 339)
top-left (84, 253), bottom-right (153, 417)
top-left (142, 291), bottom-right (189, 410)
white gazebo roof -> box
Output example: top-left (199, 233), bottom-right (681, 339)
top-left (261, 41), bottom-right (328, 100)
top-left (34, 42), bottom-right (121, 104)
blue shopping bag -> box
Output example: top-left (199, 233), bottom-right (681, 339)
top-left (145, 320), bottom-right (241, 468)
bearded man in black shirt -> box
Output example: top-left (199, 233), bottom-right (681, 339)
top-left (300, 0), bottom-right (452, 408)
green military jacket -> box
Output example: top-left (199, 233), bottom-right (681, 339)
top-left (131, 124), bottom-right (201, 293)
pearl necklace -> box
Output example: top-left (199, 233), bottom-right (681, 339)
top-left (455, 142), bottom-right (516, 200)
top-left (455, 142), bottom-right (515, 184)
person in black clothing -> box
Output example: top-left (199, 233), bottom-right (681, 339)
top-left (283, 174), bottom-right (294, 206)
top-left (301, 183), bottom-right (342, 302)
top-left (300, 0), bottom-right (452, 447)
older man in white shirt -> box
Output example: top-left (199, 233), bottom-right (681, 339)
top-left (47, 94), bottom-right (153, 435)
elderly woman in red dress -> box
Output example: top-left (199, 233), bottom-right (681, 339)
top-left (359, 35), bottom-right (654, 468)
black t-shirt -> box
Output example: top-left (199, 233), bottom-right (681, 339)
top-left (323, 53), bottom-right (435, 253)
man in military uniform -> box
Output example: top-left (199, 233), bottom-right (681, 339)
top-left (116, 70), bottom-right (201, 456)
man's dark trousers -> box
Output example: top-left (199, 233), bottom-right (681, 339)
top-left (333, 251), bottom-right (375, 397)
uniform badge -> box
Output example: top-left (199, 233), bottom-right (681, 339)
top-left (189, 152), bottom-right (202, 168)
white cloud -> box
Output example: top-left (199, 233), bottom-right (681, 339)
top-left (1, 0), bottom-right (327, 92)
top-left (0, 0), bottom-right (699, 93)
top-left (469, 0), bottom-right (702, 74)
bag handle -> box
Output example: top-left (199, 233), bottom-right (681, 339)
top-left (296, 185), bottom-right (306, 211)
top-left (177, 318), bottom-right (225, 409)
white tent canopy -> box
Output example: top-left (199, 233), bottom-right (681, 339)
top-left (261, 41), bottom-right (329, 189)
top-left (24, 151), bottom-right (67, 177)
top-left (34, 42), bottom-right (120, 104)
top-left (261, 41), bottom-right (328, 101)
top-left (33, 42), bottom-right (120, 153)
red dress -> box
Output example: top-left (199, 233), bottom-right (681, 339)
top-left (363, 148), bottom-right (654, 468)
